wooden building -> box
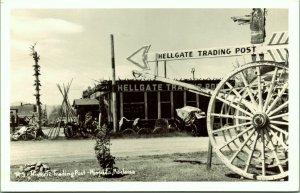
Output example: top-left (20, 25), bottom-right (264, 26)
top-left (81, 79), bottom-right (223, 128)
top-left (10, 103), bottom-right (37, 126)
top-left (10, 103), bottom-right (49, 126)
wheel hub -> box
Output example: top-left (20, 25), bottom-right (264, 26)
top-left (252, 113), bottom-right (269, 129)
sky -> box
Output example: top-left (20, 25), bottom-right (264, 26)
top-left (8, 8), bottom-right (288, 106)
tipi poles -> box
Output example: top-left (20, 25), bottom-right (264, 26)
top-left (47, 80), bottom-right (75, 139)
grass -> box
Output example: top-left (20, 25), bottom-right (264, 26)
top-left (10, 151), bottom-right (250, 182)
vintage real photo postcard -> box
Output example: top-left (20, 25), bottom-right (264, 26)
top-left (1, 0), bottom-right (299, 191)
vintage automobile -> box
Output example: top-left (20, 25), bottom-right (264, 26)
top-left (174, 106), bottom-right (206, 136)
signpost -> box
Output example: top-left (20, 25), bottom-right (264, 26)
top-left (127, 42), bottom-right (288, 70)
top-left (111, 34), bottom-right (117, 133)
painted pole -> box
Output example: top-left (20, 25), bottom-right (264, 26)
top-left (30, 43), bottom-right (45, 138)
top-left (110, 34), bottom-right (117, 132)
top-left (33, 52), bottom-right (42, 129)
top-left (206, 140), bottom-right (213, 170)
top-left (164, 60), bottom-right (167, 78)
top-left (156, 60), bottom-right (159, 76)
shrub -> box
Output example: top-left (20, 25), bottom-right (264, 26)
top-left (94, 125), bottom-right (116, 176)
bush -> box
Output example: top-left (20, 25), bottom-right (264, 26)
top-left (94, 125), bottom-right (116, 175)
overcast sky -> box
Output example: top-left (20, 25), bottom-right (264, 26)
top-left (9, 8), bottom-right (288, 105)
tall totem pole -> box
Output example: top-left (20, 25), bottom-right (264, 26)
top-left (30, 43), bottom-right (45, 138)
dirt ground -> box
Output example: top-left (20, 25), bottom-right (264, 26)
top-left (11, 136), bottom-right (211, 165)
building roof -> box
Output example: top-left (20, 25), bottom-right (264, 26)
top-left (17, 113), bottom-right (35, 118)
top-left (82, 78), bottom-right (223, 98)
top-left (73, 99), bottom-right (99, 107)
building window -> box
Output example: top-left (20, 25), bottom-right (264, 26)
top-left (160, 91), bottom-right (170, 101)
top-left (123, 92), bottom-right (145, 119)
top-left (173, 91), bottom-right (184, 117)
top-left (161, 103), bottom-right (171, 118)
top-left (160, 91), bottom-right (171, 119)
top-left (123, 92), bottom-right (144, 103)
top-left (147, 92), bottom-right (158, 119)
top-left (186, 92), bottom-right (197, 107)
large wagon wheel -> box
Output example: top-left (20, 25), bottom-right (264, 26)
top-left (218, 81), bottom-right (288, 169)
top-left (207, 61), bottom-right (288, 181)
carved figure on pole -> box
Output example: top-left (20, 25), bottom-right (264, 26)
top-left (30, 43), bottom-right (45, 138)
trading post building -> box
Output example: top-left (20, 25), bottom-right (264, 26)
top-left (80, 79), bottom-right (223, 131)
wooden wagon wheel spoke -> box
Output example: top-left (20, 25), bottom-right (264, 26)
top-left (244, 133), bottom-right (259, 172)
top-left (256, 66), bottom-right (263, 111)
top-left (216, 96), bottom-right (253, 117)
top-left (230, 129), bottom-right (256, 163)
top-left (270, 120), bottom-right (288, 126)
top-left (277, 68), bottom-right (287, 84)
top-left (268, 101), bottom-right (288, 117)
top-left (222, 85), bottom-right (260, 93)
top-left (239, 71), bottom-right (259, 109)
top-left (225, 82), bottom-right (243, 98)
top-left (212, 122), bottom-right (252, 134)
top-left (260, 129), bottom-right (266, 176)
top-left (217, 104), bottom-right (241, 151)
top-left (224, 83), bottom-right (253, 111)
top-left (218, 126), bottom-right (254, 149)
top-left (223, 82), bottom-right (257, 114)
top-left (269, 124), bottom-right (288, 136)
top-left (263, 67), bottom-right (279, 112)
top-left (264, 130), bottom-right (285, 173)
top-left (269, 113), bottom-right (288, 120)
top-left (267, 128), bottom-right (288, 150)
top-left (207, 62), bottom-right (288, 180)
top-left (210, 113), bottom-right (252, 120)
top-left (265, 82), bottom-right (288, 114)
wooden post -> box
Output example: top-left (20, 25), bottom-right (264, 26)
top-left (207, 139), bottom-right (213, 170)
top-left (157, 92), bottom-right (161, 119)
top-left (170, 91), bottom-right (174, 119)
top-left (183, 90), bottom-right (187, 106)
top-left (196, 94), bottom-right (199, 108)
top-left (164, 60), bottom-right (167, 78)
top-left (110, 34), bottom-right (117, 132)
top-left (144, 92), bottom-right (148, 119)
top-left (156, 60), bottom-right (159, 76)
top-left (107, 95), bottom-right (111, 123)
top-left (98, 112), bottom-right (101, 128)
top-left (120, 92), bottom-right (123, 118)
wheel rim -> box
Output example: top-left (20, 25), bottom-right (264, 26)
top-left (22, 134), bottom-right (28, 141)
top-left (207, 61), bottom-right (288, 180)
top-left (64, 126), bottom-right (74, 138)
top-left (122, 128), bottom-right (137, 135)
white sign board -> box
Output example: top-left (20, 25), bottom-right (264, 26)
top-left (147, 45), bottom-right (257, 62)
top-left (127, 37), bottom-right (288, 69)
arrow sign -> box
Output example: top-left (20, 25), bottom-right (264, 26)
top-left (128, 44), bottom-right (288, 69)
top-left (127, 45), bottom-right (151, 69)
top-left (152, 45), bottom-right (259, 61)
